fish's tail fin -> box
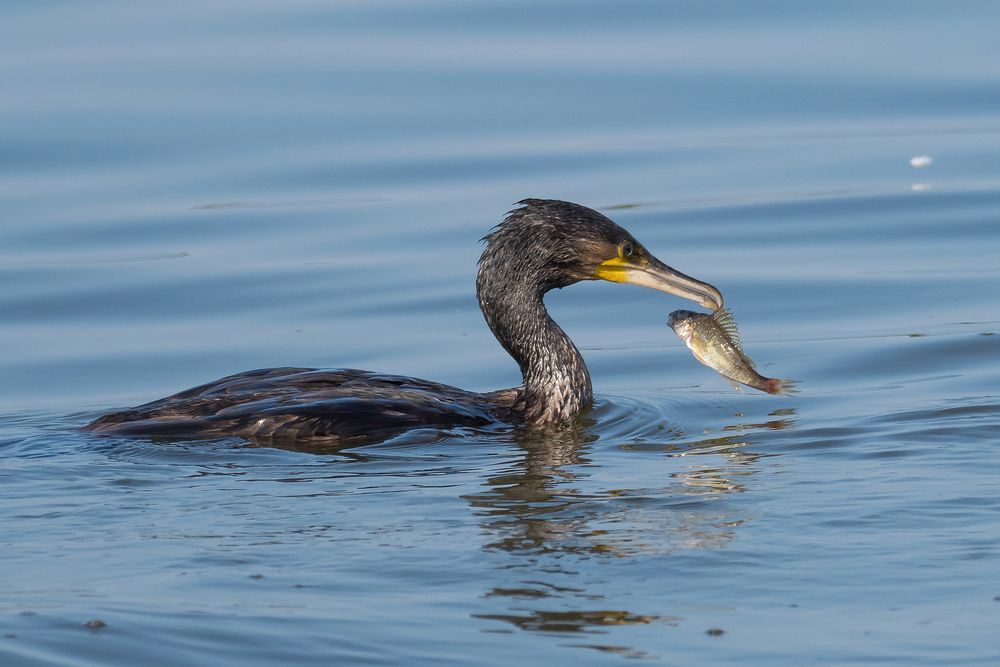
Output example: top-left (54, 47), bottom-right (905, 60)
top-left (764, 378), bottom-right (799, 396)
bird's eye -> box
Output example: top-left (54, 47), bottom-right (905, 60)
top-left (620, 241), bottom-right (635, 258)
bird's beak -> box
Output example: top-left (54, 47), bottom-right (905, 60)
top-left (596, 254), bottom-right (724, 311)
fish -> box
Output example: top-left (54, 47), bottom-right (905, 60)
top-left (667, 308), bottom-right (796, 395)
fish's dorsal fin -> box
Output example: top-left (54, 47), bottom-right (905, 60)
top-left (712, 308), bottom-right (747, 355)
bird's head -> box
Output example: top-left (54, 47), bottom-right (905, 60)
top-left (480, 199), bottom-right (723, 311)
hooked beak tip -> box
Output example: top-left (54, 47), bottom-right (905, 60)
top-left (645, 257), bottom-right (724, 312)
top-left (701, 284), bottom-right (725, 312)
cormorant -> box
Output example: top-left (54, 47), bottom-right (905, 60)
top-left (85, 199), bottom-right (723, 443)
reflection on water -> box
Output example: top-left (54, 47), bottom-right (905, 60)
top-left (474, 608), bottom-right (666, 633)
top-left (465, 426), bottom-right (596, 557)
top-left (463, 412), bottom-right (783, 647)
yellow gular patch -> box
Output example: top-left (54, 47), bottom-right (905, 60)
top-left (595, 255), bottom-right (642, 282)
top-left (595, 256), bottom-right (630, 282)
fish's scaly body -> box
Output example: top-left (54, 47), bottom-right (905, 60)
top-left (668, 309), bottom-right (794, 395)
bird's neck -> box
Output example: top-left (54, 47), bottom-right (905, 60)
top-left (476, 270), bottom-right (593, 424)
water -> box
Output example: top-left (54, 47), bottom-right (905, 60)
top-left (2, 1), bottom-right (1000, 664)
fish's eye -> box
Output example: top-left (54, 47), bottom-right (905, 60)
top-left (620, 241), bottom-right (635, 258)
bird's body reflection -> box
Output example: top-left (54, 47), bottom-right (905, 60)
top-left (174, 402), bottom-right (793, 658)
top-left (463, 409), bottom-right (794, 648)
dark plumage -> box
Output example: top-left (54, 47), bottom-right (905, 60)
top-left (86, 199), bottom-right (722, 444)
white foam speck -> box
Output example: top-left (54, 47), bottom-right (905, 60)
top-left (909, 155), bottom-right (933, 168)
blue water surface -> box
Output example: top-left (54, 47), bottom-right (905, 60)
top-left (2, 1), bottom-right (1000, 665)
